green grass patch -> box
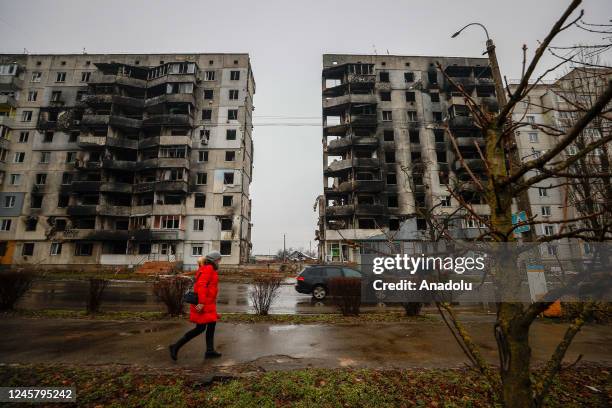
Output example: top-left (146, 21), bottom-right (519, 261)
top-left (0, 363), bottom-right (608, 407)
top-left (2, 309), bottom-right (436, 324)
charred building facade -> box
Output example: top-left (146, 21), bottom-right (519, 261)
top-left (318, 54), bottom-right (498, 263)
top-left (0, 53), bottom-right (254, 268)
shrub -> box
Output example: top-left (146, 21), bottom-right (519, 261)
top-left (86, 278), bottom-right (108, 314)
top-left (249, 276), bottom-right (282, 315)
top-left (0, 270), bottom-right (35, 311)
top-left (153, 276), bottom-right (191, 316)
top-left (402, 302), bottom-right (423, 316)
top-left (328, 277), bottom-right (361, 316)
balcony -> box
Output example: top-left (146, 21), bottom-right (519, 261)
top-left (452, 158), bottom-right (486, 174)
top-left (77, 135), bottom-right (106, 148)
top-left (350, 114), bottom-right (377, 127)
top-left (355, 204), bottom-right (385, 216)
top-left (102, 159), bottom-right (139, 171)
top-left (0, 116), bottom-right (15, 128)
top-left (152, 204), bottom-right (185, 215)
top-left (156, 180), bottom-right (189, 193)
top-left (100, 182), bottom-right (133, 194)
top-left (336, 180), bottom-right (384, 193)
top-left (347, 73), bottom-right (376, 86)
top-left (131, 229), bottom-right (185, 241)
top-left (84, 94), bottom-right (144, 109)
top-left (322, 94), bottom-right (377, 113)
top-left (0, 75), bottom-right (23, 90)
top-left (0, 137), bottom-right (9, 150)
top-left (448, 116), bottom-right (477, 129)
top-left (326, 205), bottom-right (354, 217)
top-left (327, 136), bottom-right (378, 153)
top-left (139, 135), bottom-right (192, 148)
top-left (144, 93), bottom-right (196, 108)
top-left (139, 157), bottom-right (190, 170)
top-left (324, 157), bottom-right (380, 175)
top-left (147, 74), bottom-right (197, 88)
top-left (106, 137), bottom-right (138, 149)
top-left (71, 181), bottom-right (103, 192)
top-left (67, 205), bottom-right (98, 216)
top-left (133, 183), bottom-right (155, 193)
top-left (97, 205), bottom-right (131, 216)
top-left (89, 72), bottom-right (146, 88)
top-left (0, 95), bottom-right (17, 108)
top-left (74, 160), bottom-right (102, 170)
top-left (81, 114), bottom-right (110, 127)
top-left (142, 114), bottom-right (193, 127)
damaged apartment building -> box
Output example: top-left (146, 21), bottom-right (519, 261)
top-left (318, 54), bottom-right (499, 262)
top-left (0, 53), bottom-right (254, 268)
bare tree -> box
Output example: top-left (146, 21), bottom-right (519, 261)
top-left (429, 2), bottom-right (612, 407)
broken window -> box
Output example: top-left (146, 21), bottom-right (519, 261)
top-left (383, 130), bottom-right (394, 141)
top-left (225, 151), bottom-right (236, 161)
top-left (13, 152), bottom-right (25, 163)
top-left (25, 218), bottom-right (37, 231)
top-left (56, 72), bottom-right (66, 82)
top-left (196, 173), bottom-right (207, 185)
top-left (226, 129), bottom-right (237, 140)
top-left (31, 72), bottom-right (42, 82)
top-left (223, 172), bottom-right (235, 185)
top-left (358, 219), bottom-right (376, 229)
top-left (159, 146), bottom-right (186, 158)
top-left (193, 219), bottom-right (205, 231)
top-left (404, 72), bottom-right (414, 82)
top-left (409, 130), bottom-right (420, 143)
top-left (198, 151), bottom-right (208, 162)
top-left (0, 219), bottom-right (11, 231)
top-left (431, 92), bottom-right (440, 103)
top-left (69, 131), bottom-right (79, 142)
top-left (416, 218), bottom-right (427, 231)
top-left (66, 152), bottom-right (76, 163)
top-left (407, 111), bottom-right (418, 122)
top-left (50, 242), bottom-right (62, 255)
top-left (359, 196), bottom-right (375, 205)
top-left (434, 129), bottom-right (445, 143)
top-left (382, 111), bottom-right (392, 121)
top-left (51, 91), bottom-right (62, 102)
top-left (43, 132), bottom-right (54, 143)
top-left (220, 241), bottom-right (232, 255)
top-left (439, 171), bottom-right (449, 185)
top-left (203, 89), bottom-right (213, 99)
top-left (441, 196), bottom-right (451, 207)
top-left (81, 72), bottom-right (90, 82)
top-left (385, 151), bottom-right (395, 163)
top-left (30, 194), bottom-right (43, 209)
top-left (75, 243), bottom-right (93, 256)
top-left (386, 173), bottom-right (397, 185)
top-left (228, 109), bottom-right (238, 120)
top-left (57, 195), bottom-right (69, 207)
top-left (229, 89), bottom-right (239, 100)
top-left (55, 219), bottom-right (67, 230)
top-left (389, 218), bottom-right (400, 231)
top-left (21, 111), bottom-right (33, 122)
top-left (27, 91), bottom-right (37, 101)
top-left (22, 243), bottom-right (35, 256)
top-left (436, 151), bottom-right (446, 163)
top-left (204, 71), bottom-right (216, 81)
top-left (387, 195), bottom-right (398, 208)
top-left (230, 71), bottom-right (240, 80)
top-left (405, 92), bottom-right (416, 102)
top-left (221, 218), bottom-right (233, 231)
top-left (18, 132), bottom-right (29, 143)
top-left (202, 109), bottom-right (212, 121)
top-left (433, 112), bottom-right (443, 122)
top-left (380, 92), bottom-right (391, 101)
top-left (379, 72), bottom-right (390, 82)
top-left (222, 195), bottom-right (233, 207)
top-left (194, 194), bottom-right (206, 208)
top-left (35, 173), bottom-right (47, 185)
top-left (427, 70), bottom-right (438, 85)
top-left (411, 151), bottom-right (421, 163)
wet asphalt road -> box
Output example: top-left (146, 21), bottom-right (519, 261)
top-left (1, 317), bottom-right (610, 371)
top-left (18, 279), bottom-right (411, 314)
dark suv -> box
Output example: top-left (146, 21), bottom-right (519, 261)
top-left (295, 265), bottom-right (362, 300)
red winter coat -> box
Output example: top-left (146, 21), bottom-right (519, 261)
top-left (189, 264), bottom-right (219, 324)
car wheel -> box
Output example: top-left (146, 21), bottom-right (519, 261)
top-left (312, 285), bottom-right (327, 300)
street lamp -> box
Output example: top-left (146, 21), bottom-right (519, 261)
top-left (451, 22), bottom-right (506, 106)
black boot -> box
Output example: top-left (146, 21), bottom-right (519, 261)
top-left (205, 350), bottom-right (222, 358)
top-left (169, 336), bottom-right (189, 361)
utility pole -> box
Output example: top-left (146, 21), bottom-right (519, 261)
top-left (283, 234), bottom-right (286, 263)
top-left (453, 24), bottom-right (535, 241)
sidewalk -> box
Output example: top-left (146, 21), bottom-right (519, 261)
top-left (1, 316), bottom-right (610, 373)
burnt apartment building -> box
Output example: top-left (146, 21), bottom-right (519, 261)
top-left (0, 53), bottom-right (254, 268)
top-left (318, 54), bottom-right (499, 263)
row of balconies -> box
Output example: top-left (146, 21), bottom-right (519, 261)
top-left (77, 135), bottom-right (139, 150)
top-left (89, 71), bottom-right (197, 89)
top-left (84, 93), bottom-right (196, 109)
top-left (325, 180), bottom-right (385, 195)
top-left (325, 203), bottom-right (386, 218)
top-left (53, 228), bottom-right (185, 241)
top-left (66, 202), bottom-right (188, 217)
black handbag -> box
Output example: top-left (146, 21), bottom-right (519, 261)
top-left (183, 273), bottom-right (199, 305)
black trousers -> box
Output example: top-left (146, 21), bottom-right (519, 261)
top-left (181, 322), bottom-right (216, 351)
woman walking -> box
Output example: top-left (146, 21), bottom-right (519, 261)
top-left (169, 251), bottom-right (222, 360)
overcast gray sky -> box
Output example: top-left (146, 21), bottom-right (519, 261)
top-left (1, 0), bottom-right (610, 254)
